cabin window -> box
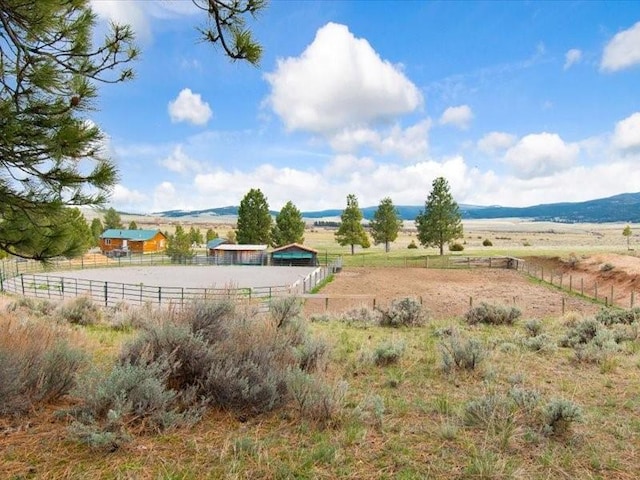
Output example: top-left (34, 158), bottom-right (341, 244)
top-left (105, 239), bottom-right (111, 245)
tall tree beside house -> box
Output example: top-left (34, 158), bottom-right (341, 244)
top-left (166, 226), bottom-right (194, 263)
top-left (90, 218), bottom-right (104, 247)
top-left (226, 230), bottom-right (237, 244)
top-left (415, 177), bottom-right (463, 255)
top-left (206, 228), bottom-right (219, 242)
top-left (623, 225), bottom-right (633, 250)
top-left (370, 197), bottom-right (403, 253)
top-left (128, 221), bottom-right (138, 230)
top-left (0, 1), bottom-right (136, 259)
top-left (335, 194), bottom-right (370, 255)
top-left (189, 226), bottom-right (204, 246)
top-left (272, 201), bottom-right (305, 247)
top-left (103, 208), bottom-right (123, 230)
top-left (236, 188), bottom-right (272, 244)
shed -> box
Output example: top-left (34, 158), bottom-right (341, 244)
top-left (209, 244), bottom-right (268, 265)
top-left (270, 243), bottom-right (318, 267)
top-left (100, 229), bottom-right (167, 255)
top-left (206, 238), bottom-right (231, 256)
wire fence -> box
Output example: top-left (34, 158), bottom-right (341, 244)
top-left (342, 254), bottom-right (523, 269)
top-left (521, 262), bottom-right (638, 310)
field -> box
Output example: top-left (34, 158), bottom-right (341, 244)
top-left (2, 220), bottom-right (640, 479)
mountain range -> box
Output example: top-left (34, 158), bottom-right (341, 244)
top-left (155, 192), bottom-right (640, 224)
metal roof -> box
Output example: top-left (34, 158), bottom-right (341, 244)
top-left (212, 244), bottom-right (267, 251)
top-left (100, 229), bottom-right (163, 241)
top-left (270, 243), bottom-right (318, 254)
top-left (206, 238), bottom-right (228, 249)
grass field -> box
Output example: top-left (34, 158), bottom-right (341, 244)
top-left (1, 219), bottom-right (640, 479)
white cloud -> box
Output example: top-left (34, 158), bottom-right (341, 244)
top-left (324, 154), bottom-right (376, 177)
top-left (563, 49), bottom-right (582, 70)
top-left (110, 184), bottom-right (147, 212)
top-left (601, 21), bottom-right (640, 72)
top-left (503, 133), bottom-right (579, 179)
top-left (439, 105), bottom-right (473, 129)
top-left (152, 182), bottom-right (178, 212)
top-left (160, 145), bottom-right (206, 174)
top-left (329, 119), bottom-right (431, 159)
top-left (265, 22), bottom-right (423, 134)
top-left (168, 88), bottom-right (213, 125)
top-left (477, 131), bottom-right (516, 154)
top-left (612, 112), bottom-right (640, 151)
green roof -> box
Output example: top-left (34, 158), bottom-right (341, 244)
top-left (272, 252), bottom-right (314, 259)
top-left (100, 229), bottom-right (162, 241)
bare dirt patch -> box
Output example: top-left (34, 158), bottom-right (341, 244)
top-left (305, 267), bottom-right (601, 320)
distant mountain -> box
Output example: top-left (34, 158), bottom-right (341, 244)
top-left (154, 192), bottom-right (640, 223)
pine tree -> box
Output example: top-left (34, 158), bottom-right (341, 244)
top-left (272, 201), bottom-right (305, 247)
top-left (206, 228), bottom-right (219, 242)
top-left (415, 177), bottom-right (463, 255)
top-left (103, 208), bottom-right (123, 230)
top-left (189, 226), bottom-right (204, 245)
top-left (90, 218), bottom-right (104, 247)
top-left (370, 197), bottom-right (403, 253)
top-left (166, 226), bottom-right (194, 263)
top-left (335, 194), bottom-right (370, 255)
top-left (236, 188), bottom-right (272, 244)
top-left (128, 221), bottom-right (138, 230)
top-left (0, 1), bottom-right (136, 259)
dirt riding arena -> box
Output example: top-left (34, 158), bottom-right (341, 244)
top-left (304, 267), bottom-right (603, 320)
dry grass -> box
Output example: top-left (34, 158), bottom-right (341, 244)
top-left (1, 294), bottom-right (639, 478)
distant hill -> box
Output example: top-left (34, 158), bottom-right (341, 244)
top-left (154, 192), bottom-right (640, 223)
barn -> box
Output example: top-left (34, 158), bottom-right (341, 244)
top-left (209, 244), bottom-right (268, 265)
top-left (100, 229), bottom-right (167, 255)
top-left (206, 237), bottom-right (231, 255)
top-left (270, 243), bottom-right (318, 267)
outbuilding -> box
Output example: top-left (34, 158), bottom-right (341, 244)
top-left (209, 244), bottom-right (268, 265)
top-left (270, 243), bottom-right (318, 267)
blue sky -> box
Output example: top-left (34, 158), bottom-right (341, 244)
top-left (89, 0), bottom-right (640, 214)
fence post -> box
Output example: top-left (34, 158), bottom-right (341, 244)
top-left (581, 278), bottom-right (584, 296)
top-left (21, 274), bottom-right (24, 295)
top-left (104, 282), bottom-right (108, 307)
top-left (569, 275), bottom-right (572, 292)
top-left (158, 286), bottom-right (162, 305)
top-left (541, 267), bottom-right (544, 282)
top-left (631, 292), bottom-right (635, 308)
top-left (469, 296), bottom-right (473, 308)
top-left (325, 297), bottom-right (329, 311)
top-left (181, 287), bottom-right (184, 308)
top-left (610, 286), bottom-right (614, 307)
top-left (562, 297), bottom-right (565, 316)
top-left (595, 283), bottom-right (598, 301)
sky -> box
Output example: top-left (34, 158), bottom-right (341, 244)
top-left (88, 0), bottom-right (640, 214)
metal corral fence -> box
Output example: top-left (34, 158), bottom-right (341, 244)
top-left (0, 261), bottom-right (341, 309)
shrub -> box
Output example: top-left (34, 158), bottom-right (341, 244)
top-left (464, 303), bottom-right (521, 326)
top-left (600, 263), bottom-right (614, 272)
top-left (340, 306), bottom-right (380, 327)
top-left (559, 318), bottom-right (601, 347)
top-left (522, 334), bottom-right (555, 353)
top-left (287, 370), bottom-right (347, 424)
top-left (6, 297), bottom-right (55, 316)
top-left (105, 302), bottom-right (154, 330)
top-left (463, 394), bottom-right (513, 431)
top-left (377, 297), bottom-right (427, 327)
top-left (372, 339), bottom-right (406, 366)
top-left (508, 387), bottom-right (541, 415)
top-left (524, 318), bottom-right (543, 337)
top-left (55, 296), bottom-right (102, 326)
top-left (407, 240), bottom-right (418, 249)
top-left (596, 307), bottom-right (640, 326)
top-left (269, 296), bottom-right (303, 328)
top-left (542, 398), bottom-right (582, 436)
top-left (0, 317), bottom-right (86, 415)
top-left (482, 238), bottom-right (493, 247)
top-left (449, 242), bottom-right (464, 252)
top-left (440, 334), bottom-right (485, 372)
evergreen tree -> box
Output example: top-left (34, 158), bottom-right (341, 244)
top-left (335, 194), bottom-right (370, 255)
top-left (0, 1), bottom-right (136, 259)
top-left (206, 228), bottom-right (219, 242)
top-left (415, 177), bottom-right (463, 255)
top-left (128, 221), bottom-right (138, 230)
top-left (236, 188), bottom-right (272, 244)
top-left (189, 226), bottom-right (204, 245)
top-left (227, 230), bottom-right (237, 244)
top-left (90, 218), bottom-right (104, 247)
top-left (0, 207), bottom-right (91, 260)
top-left (166, 226), bottom-right (194, 263)
top-left (103, 208), bottom-right (123, 230)
top-left (272, 201), bottom-right (305, 247)
top-left (370, 197), bottom-right (403, 253)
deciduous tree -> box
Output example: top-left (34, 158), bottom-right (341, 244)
top-left (335, 194), bottom-right (370, 255)
top-left (90, 218), bottom-right (104, 247)
top-left (166, 226), bottom-right (194, 263)
top-left (189, 226), bottom-right (204, 245)
top-left (0, 0), bottom-right (136, 259)
top-left (415, 177), bottom-right (463, 255)
top-left (623, 225), bottom-right (632, 250)
top-left (236, 188), bottom-right (272, 244)
top-left (206, 228), bottom-right (219, 242)
top-left (370, 197), bottom-right (403, 253)
top-left (272, 201), bottom-right (305, 247)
